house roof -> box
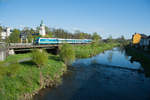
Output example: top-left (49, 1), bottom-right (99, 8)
top-left (140, 34), bottom-right (148, 38)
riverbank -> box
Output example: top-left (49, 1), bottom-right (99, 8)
top-left (75, 42), bottom-right (119, 58)
top-left (0, 53), bottom-right (67, 100)
top-left (33, 47), bottom-right (150, 100)
top-left (0, 42), bottom-right (119, 100)
top-left (125, 46), bottom-right (150, 77)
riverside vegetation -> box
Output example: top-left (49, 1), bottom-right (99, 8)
top-left (0, 50), bottom-right (67, 100)
top-left (0, 42), bottom-right (118, 100)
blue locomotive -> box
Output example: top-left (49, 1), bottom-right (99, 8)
top-left (35, 37), bottom-right (92, 45)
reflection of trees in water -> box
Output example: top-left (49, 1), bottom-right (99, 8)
top-left (91, 59), bottom-right (97, 64)
top-left (107, 51), bottom-right (113, 63)
top-left (118, 46), bottom-right (125, 54)
top-left (125, 54), bottom-right (129, 60)
top-left (125, 47), bottom-right (150, 77)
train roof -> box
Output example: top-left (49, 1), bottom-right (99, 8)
top-left (37, 37), bottom-right (92, 40)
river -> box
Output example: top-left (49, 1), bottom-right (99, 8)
top-left (34, 47), bottom-right (150, 100)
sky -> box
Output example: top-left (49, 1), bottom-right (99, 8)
top-left (0, 0), bottom-right (150, 39)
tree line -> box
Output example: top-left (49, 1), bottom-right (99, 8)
top-left (0, 25), bottom-right (102, 43)
top-left (0, 25), bottom-right (128, 44)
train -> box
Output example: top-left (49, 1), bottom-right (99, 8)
top-left (34, 37), bottom-right (92, 45)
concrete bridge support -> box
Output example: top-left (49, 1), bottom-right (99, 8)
top-left (9, 49), bottom-right (15, 55)
top-left (0, 50), bottom-right (6, 61)
top-left (0, 42), bottom-right (7, 61)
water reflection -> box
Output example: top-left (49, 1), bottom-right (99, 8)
top-left (107, 51), bottom-right (113, 63)
top-left (34, 47), bottom-right (150, 100)
top-left (74, 47), bottom-right (141, 70)
top-left (125, 47), bottom-right (150, 77)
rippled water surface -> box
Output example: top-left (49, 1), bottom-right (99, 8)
top-left (34, 47), bottom-right (150, 100)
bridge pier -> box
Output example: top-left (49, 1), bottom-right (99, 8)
top-left (0, 49), bottom-right (6, 61)
top-left (0, 42), bottom-right (7, 61)
top-left (9, 49), bottom-right (15, 55)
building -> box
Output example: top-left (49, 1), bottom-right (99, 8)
top-left (132, 33), bottom-right (150, 48)
top-left (39, 20), bottom-right (46, 36)
top-left (0, 27), bottom-right (12, 39)
top-left (139, 36), bottom-right (150, 47)
top-left (20, 31), bottom-right (28, 43)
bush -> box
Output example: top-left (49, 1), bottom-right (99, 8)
top-left (32, 49), bottom-right (48, 68)
top-left (0, 62), bottom-right (6, 80)
top-left (59, 44), bottom-right (75, 65)
top-left (7, 61), bottom-right (20, 77)
top-left (0, 61), bottom-right (20, 80)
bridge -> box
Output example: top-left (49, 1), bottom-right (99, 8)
top-left (9, 43), bottom-right (58, 49)
top-left (9, 43), bottom-right (88, 54)
top-left (0, 42), bottom-right (88, 61)
top-left (0, 43), bottom-right (60, 60)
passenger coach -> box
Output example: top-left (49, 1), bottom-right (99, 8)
top-left (35, 37), bottom-right (92, 45)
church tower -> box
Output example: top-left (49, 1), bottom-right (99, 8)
top-left (6, 27), bottom-right (11, 36)
top-left (39, 20), bottom-right (46, 36)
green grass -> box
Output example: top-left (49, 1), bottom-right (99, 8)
top-left (74, 42), bottom-right (119, 58)
top-left (0, 42), bottom-right (118, 100)
top-left (0, 53), bottom-right (66, 100)
top-left (5, 53), bottom-right (31, 62)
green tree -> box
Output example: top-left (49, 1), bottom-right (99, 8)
top-left (0, 26), bottom-right (3, 41)
top-left (27, 33), bottom-right (33, 43)
top-left (0, 33), bottom-right (2, 42)
top-left (107, 35), bottom-right (113, 43)
top-left (32, 49), bottom-right (48, 68)
top-left (92, 32), bottom-right (101, 43)
top-left (0, 62), bottom-right (6, 80)
top-left (8, 29), bottom-right (21, 43)
top-left (74, 30), bottom-right (84, 39)
top-left (0, 61), bottom-right (20, 79)
top-left (59, 44), bottom-right (75, 65)
top-left (21, 27), bottom-right (34, 43)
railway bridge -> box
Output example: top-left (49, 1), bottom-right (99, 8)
top-left (8, 43), bottom-right (64, 55)
top-left (0, 43), bottom-right (60, 61)
top-left (0, 42), bottom-right (88, 61)
top-left (8, 43), bottom-right (86, 54)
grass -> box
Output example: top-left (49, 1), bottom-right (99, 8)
top-left (0, 53), bottom-right (66, 100)
top-left (0, 42), bottom-right (119, 100)
top-left (74, 42), bottom-right (119, 58)
top-left (5, 53), bottom-right (31, 62)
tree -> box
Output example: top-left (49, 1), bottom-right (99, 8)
top-left (8, 29), bottom-right (21, 43)
top-left (0, 26), bottom-right (3, 41)
top-left (32, 49), bottom-right (48, 68)
top-left (27, 33), bottom-right (33, 43)
top-left (0, 33), bottom-right (2, 42)
top-left (44, 26), bottom-right (53, 38)
top-left (59, 44), bottom-right (75, 65)
top-left (107, 35), bottom-right (113, 43)
top-left (121, 35), bottom-right (125, 41)
top-left (21, 27), bottom-right (33, 43)
top-left (92, 32), bottom-right (101, 43)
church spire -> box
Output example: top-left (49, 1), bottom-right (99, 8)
top-left (39, 20), bottom-right (46, 36)
top-left (40, 20), bottom-right (43, 26)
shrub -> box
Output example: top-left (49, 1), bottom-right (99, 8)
top-left (32, 49), bottom-right (48, 68)
top-left (59, 44), bottom-right (75, 65)
top-left (0, 62), bottom-right (6, 80)
top-left (0, 61), bottom-right (20, 79)
top-left (6, 61), bottom-right (20, 77)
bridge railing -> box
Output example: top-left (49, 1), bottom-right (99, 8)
top-left (9, 43), bottom-right (33, 46)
